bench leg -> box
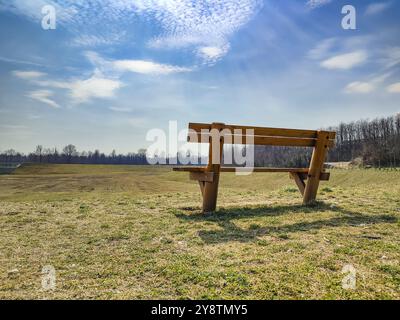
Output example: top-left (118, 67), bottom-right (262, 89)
top-left (303, 131), bottom-right (330, 205)
top-left (303, 176), bottom-right (320, 205)
top-left (202, 172), bottom-right (220, 213)
top-left (290, 172), bottom-right (305, 196)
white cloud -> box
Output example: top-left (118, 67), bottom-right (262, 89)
top-left (72, 35), bottom-right (113, 47)
top-left (365, 2), bottom-right (392, 15)
top-left (28, 115), bottom-right (42, 120)
top-left (0, 0), bottom-right (73, 22)
top-left (387, 83), bottom-right (400, 93)
top-left (113, 60), bottom-right (191, 75)
top-left (197, 46), bottom-right (229, 62)
top-left (67, 76), bottom-right (123, 103)
top-left (1, 0), bottom-right (263, 64)
top-left (321, 51), bottom-right (367, 70)
top-left (85, 51), bottom-right (192, 75)
top-left (71, 33), bottom-right (126, 47)
top-left (27, 90), bottom-right (60, 108)
top-left (0, 55), bottom-right (45, 67)
top-left (369, 72), bottom-right (392, 84)
top-left (344, 82), bottom-right (375, 94)
top-left (344, 73), bottom-right (393, 94)
top-left (109, 107), bottom-right (133, 113)
top-left (139, 0), bottom-right (262, 61)
top-left (12, 70), bottom-right (47, 79)
top-left (19, 72), bottom-right (123, 105)
top-left (306, 0), bottom-right (332, 9)
top-left (13, 52), bottom-right (190, 106)
top-left (308, 38), bottom-right (337, 59)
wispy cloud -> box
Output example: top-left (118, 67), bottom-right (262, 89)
top-left (113, 60), bottom-right (191, 75)
top-left (197, 46), bottom-right (230, 63)
top-left (1, 0), bottom-right (262, 64)
top-left (12, 70), bottom-right (47, 80)
top-left (28, 115), bottom-right (43, 120)
top-left (13, 64), bottom-right (123, 106)
top-left (85, 51), bottom-right (192, 76)
top-left (308, 38), bottom-right (337, 59)
top-left (141, 0), bottom-right (263, 63)
top-left (27, 90), bottom-right (60, 108)
top-left (380, 47), bottom-right (400, 69)
top-left (306, 0), bottom-right (332, 10)
top-left (67, 75), bottom-right (123, 104)
top-left (109, 107), bottom-right (133, 113)
top-left (12, 50), bottom-right (191, 106)
top-left (321, 51), bottom-right (367, 70)
top-left (71, 33), bottom-right (126, 47)
top-left (365, 2), bottom-right (392, 15)
top-left (0, 55), bottom-right (45, 67)
top-left (0, 0), bottom-right (128, 51)
top-left (34, 75), bottom-right (123, 104)
top-left (344, 82), bottom-right (375, 94)
top-left (0, 1), bottom-right (64, 21)
top-left (387, 83), bottom-right (400, 93)
top-left (345, 73), bottom-right (392, 94)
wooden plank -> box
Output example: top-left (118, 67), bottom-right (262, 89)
top-left (175, 167), bottom-right (330, 180)
top-left (187, 132), bottom-right (335, 148)
top-left (294, 172), bottom-right (330, 181)
top-left (290, 172), bottom-right (305, 196)
top-left (173, 166), bottom-right (207, 172)
top-left (189, 172), bottom-right (214, 182)
top-left (189, 122), bottom-right (336, 139)
top-left (220, 167), bottom-right (310, 173)
top-left (198, 181), bottom-right (205, 198)
top-left (253, 136), bottom-right (328, 147)
top-left (174, 166), bottom-right (309, 173)
top-left (176, 167), bottom-right (308, 173)
top-left (303, 131), bottom-right (331, 204)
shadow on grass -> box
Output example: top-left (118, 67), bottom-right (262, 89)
top-left (174, 202), bottom-right (397, 244)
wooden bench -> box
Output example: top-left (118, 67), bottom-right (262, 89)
top-left (173, 122), bottom-right (336, 213)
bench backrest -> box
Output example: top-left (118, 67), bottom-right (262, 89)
top-left (187, 122), bottom-right (336, 148)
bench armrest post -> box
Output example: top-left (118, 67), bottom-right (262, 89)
top-left (203, 122), bottom-right (225, 212)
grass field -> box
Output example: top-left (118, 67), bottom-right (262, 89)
top-left (0, 163), bottom-right (399, 299)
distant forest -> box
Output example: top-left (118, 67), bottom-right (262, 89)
top-left (1, 114), bottom-right (400, 168)
top-left (0, 145), bottom-right (149, 165)
top-left (254, 113), bottom-right (400, 168)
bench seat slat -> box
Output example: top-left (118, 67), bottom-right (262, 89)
top-left (173, 167), bottom-right (330, 181)
top-left (173, 166), bottom-right (310, 173)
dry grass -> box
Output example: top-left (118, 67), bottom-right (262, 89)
top-left (0, 164), bottom-right (399, 299)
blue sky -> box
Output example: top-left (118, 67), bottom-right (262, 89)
top-left (0, 0), bottom-right (399, 154)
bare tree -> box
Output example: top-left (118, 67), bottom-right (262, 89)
top-left (62, 144), bottom-right (77, 163)
top-left (35, 145), bottom-right (44, 163)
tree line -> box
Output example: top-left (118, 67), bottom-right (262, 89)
top-left (1, 113), bottom-right (399, 167)
top-left (0, 145), bottom-right (148, 165)
top-left (254, 113), bottom-right (400, 168)
top-left (328, 114), bottom-right (400, 167)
